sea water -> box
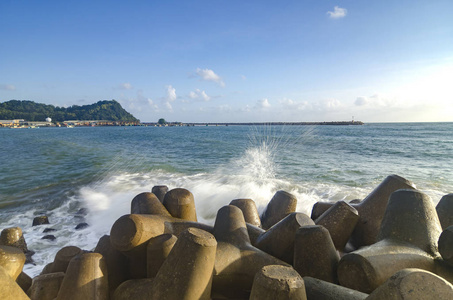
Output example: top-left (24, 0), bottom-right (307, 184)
top-left (0, 123), bottom-right (452, 277)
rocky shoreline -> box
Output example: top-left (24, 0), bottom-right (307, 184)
top-left (1, 174), bottom-right (453, 299)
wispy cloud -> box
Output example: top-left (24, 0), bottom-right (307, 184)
top-left (255, 98), bottom-right (271, 110)
top-left (195, 68), bottom-right (225, 87)
top-left (115, 82), bottom-right (133, 90)
top-left (0, 84), bottom-right (16, 91)
top-left (327, 6), bottom-right (347, 19)
top-left (354, 94), bottom-right (395, 107)
top-left (189, 89), bottom-right (211, 101)
top-left (166, 85), bottom-right (177, 102)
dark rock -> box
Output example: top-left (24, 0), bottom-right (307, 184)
top-left (75, 223), bottom-right (89, 230)
top-left (25, 250), bottom-right (35, 265)
top-left (42, 235), bottom-right (56, 241)
top-left (33, 216), bottom-right (50, 226)
top-left (43, 228), bottom-right (57, 233)
top-left (76, 208), bottom-right (88, 216)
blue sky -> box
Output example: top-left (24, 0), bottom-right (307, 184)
top-left (1, 1), bottom-right (452, 122)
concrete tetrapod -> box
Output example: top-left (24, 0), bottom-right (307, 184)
top-left (131, 192), bottom-right (172, 216)
top-left (94, 235), bottom-right (128, 295)
top-left (255, 212), bottom-right (315, 264)
top-left (0, 265), bottom-right (29, 300)
top-left (436, 193), bottom-right (453, 230)
top-left (376, 189), bottom-right (442, 256)
top-left (314, 201), bottom-right (359, 251)
top-left (293, 225), bottom-right (340, 283)
top-left (28, 272), bottom-right (65, 300)
top-left (113, 228), bottom-right (217, 300)
top-left (163, 188), bottom-right (197, 221)
top-left (246, 223), bottom-right (266, 246)
top-left (250, 265), bottom-right (307, 300)
top-left (338, 189), bottom-right (448, 293)
top-left (212, 205), bottom-right (290, 299)
top-left (439, 225), bottom-right (453, 267)
top-left (366, 268), bottom-right (453, 300)
top-left (303, 277), bottom-right (368, 300)
top-left (16, 271), bottom-right (32, 294)
top-left (50, 246), bottom-right (83, 273)
top-left (311, 175), bottom-right (416, 248)
top-left (0, 245), bottom-right (26, 280)
top-left (230, 198), bottom-right (262, 227)
top-left (56, 252), bottom-right (108, 300)
top-left (261, 190), bottom-right (297, 230)
top-left (0, 227), bottom-right (28, 253)
top-left (151, 185), bottom-right (168, 203)
top-left (146, 233), bottom-right (177, 278)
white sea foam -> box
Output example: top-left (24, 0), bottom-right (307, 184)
top-left (6, 128), bottom-right (369, 277)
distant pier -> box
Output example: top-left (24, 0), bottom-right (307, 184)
top-left (181, 121), bottom-right (364, 127)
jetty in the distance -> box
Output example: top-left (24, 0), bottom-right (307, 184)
top-left (182, 121), bottom-right (364, 126)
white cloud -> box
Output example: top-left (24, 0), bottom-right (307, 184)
top-left (189, 89), bottom-right (211, 101)
top-left (320, 98), bottom-right (341, 110)
top-left (327, 6), bottom-right (347, 19)
top-left (115, 83), bottom-right (133, 90)
top-left (164, 101), bottom-right (173, 111)
top-left (255, 98), bottom-right (271, 110)
top-left (0, 84), bottom-right (16, 91)
top-left (354, 94), bottom-right (396, 107)
top-left (355, 97), bottom-right (368, 106)
top-left (195, 68), bottom-right (225, 87)
top-left (278, 98), bottom-right (310, 111)
top-left (240, 75), bottom-right (247, 81)
top-left (166, 85), bottom-right (177, 102)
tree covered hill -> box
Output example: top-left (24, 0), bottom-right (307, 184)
top-left (0, 100), bottom-right (139, 123)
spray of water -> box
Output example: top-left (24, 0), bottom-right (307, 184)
top-left (17, 124), bottom-right (369, 277)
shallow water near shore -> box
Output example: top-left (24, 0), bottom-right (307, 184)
top-left (0, 123), bottom-right (452, 277)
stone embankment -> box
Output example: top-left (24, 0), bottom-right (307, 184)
top-left (1, 175), bottom-right (453, 299)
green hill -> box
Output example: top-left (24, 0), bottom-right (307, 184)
top-left (0, 100), bottom-right (139, 123)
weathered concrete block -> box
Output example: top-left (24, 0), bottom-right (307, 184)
top-left (311, 175), bottom-right (416, 248)
top-left (338, 189), bottom-right (447, 293)
top-left (115, 228), bottom-right (216, 300)
top-left (130, 192), bottom-right (171, 216)
top-left (255, 212), bottom-right (314, 264)
top-left (338, 241), bottom-right (436, 293)
top-left (0, 265), bottom-right (29, 300)
top-left (314, 201), bottom-right (359, 251)
top-left (16, 271), bottom-right (32, 295)
top-left (303, 276), bottom-right (368, 300)
top-left (377, 189), bottom-right (442, 256)
top-left (246, 223), bottom-right (266, 246)
top-left (50, 246), bottom-right (83, 273)
top-left (230, 198), bottom-right (262, 227)
top-left (94, 235), bottom-right (128, 294)
top-left (261, 190), bottom-right (297, 230)
top-left (436, 194), bottom-right (453, 230)
top-left (56, 253), bottom-right (108, 300)
top-left (367, 268), bottom-right (453, 300)
top-left (146, 233), bottom-right (177, 278)
top-left (152, 228), bottom-right (216, 300)
top-left (163, 188), bottom-right (197, 221)
top-left (28, 272), bottom-right (65, 300)
top-left (0, 227), bottom-right (28, 253)
top-left (0, 245), bottom-right (26, 280)
top-left (439, 225), bottom-right (453, 266)
top-left (250, 265), bottom-right (307, 300)
top-left (294, 225), bottom-right (340, 283)
top-left (212, 205), bottom-right (289, 299)
top-left (151, 185), bottom-right (168, 203)
top-left (112, 278), bottom-right (154, 299)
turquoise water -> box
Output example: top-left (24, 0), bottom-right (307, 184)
top-left (0, 123), bottom-right (452, 276)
